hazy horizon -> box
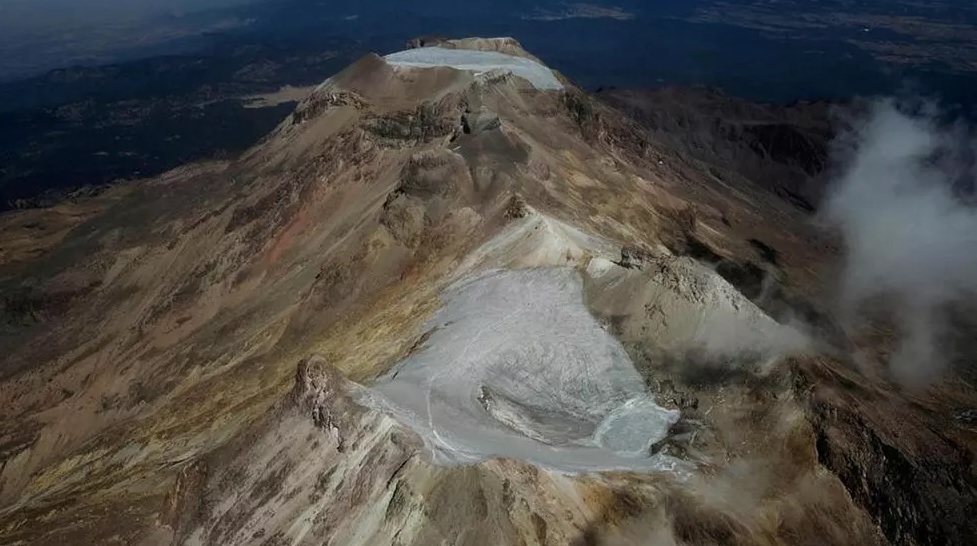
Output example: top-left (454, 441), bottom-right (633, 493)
top-left (0, 0), bottom-right (260, 80)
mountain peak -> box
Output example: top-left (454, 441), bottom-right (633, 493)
top-left (315, 38), bottom-right (561, 102)
top-left (2, 35), bottom-right (974, 546)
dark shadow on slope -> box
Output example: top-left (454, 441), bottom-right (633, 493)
top-left (670, 233), bottom-right (852, 358)
top-left (748, 237), bottom-right (780, 265)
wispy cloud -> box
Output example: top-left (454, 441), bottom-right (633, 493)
top-left (822, 98), bottom-right (977, 383)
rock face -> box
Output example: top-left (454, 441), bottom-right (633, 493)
top-left (461, 108), bottom-right (501, 134)
top-left (618, 245), bottom-right (652, 269)
top-left (405, 35), bottom-right (450, 49)
top-left (0, 37), bottom-right (974, 546)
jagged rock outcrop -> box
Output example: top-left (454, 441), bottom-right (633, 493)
top-left (618, 245), bottom-right (653, 270)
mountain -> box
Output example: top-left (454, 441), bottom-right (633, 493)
top-left (6, 0), bottom-right (977, 212)
top-left (0, 38), bottom-right (975, 546)
top-left (597, 87), bottom-right (837, 212)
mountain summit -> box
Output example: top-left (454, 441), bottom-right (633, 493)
top-left (1, 37), bottom-right (974, 546)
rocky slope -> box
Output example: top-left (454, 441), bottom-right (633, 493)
top-left (0, 37), bottom-right (974, 546)
top-left (597, 87), bottom-right (836, 212)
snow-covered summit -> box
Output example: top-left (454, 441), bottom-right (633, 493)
top-left (384, 47), bottom-right (564, 90)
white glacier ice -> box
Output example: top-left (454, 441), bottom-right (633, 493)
top-left (384, 47), bottom-right (564, 90)
top-left (360, 267), bottom-right (683, 474)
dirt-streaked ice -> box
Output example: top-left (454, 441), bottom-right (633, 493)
top-left (384, 47), bottom-right (564, 90)
top-left (360, 267), bottom-right (683, 473)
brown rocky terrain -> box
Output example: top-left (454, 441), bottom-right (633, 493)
top-left (0, 37), bottom-right (974, 546)
top-left (597, 87), bottom-right (837, 212)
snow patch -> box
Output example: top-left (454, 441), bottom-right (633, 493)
top-left (384, 47), bottom-right (564, 90)
top-left (360, 268), bottom-right (683, 474)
